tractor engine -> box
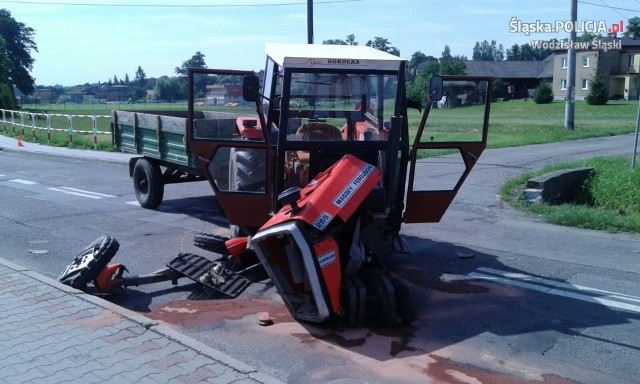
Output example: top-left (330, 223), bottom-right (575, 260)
top-left (251, 154), bottom-right (411, 326)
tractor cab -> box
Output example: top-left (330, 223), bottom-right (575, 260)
top-left (189, 44), bottom-right (411, 234)
top-left (260, 43), bottom-right (410, 230)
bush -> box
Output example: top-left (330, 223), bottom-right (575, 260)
top-left (0, 82), bottom-right (16, 110)
top-left (533, 83), bottom-right (554, 104)
top-left (585, 74), bottom-right (608, 105)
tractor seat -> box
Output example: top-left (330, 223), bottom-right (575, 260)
top-left (295, 122), bottom-right (343, 141)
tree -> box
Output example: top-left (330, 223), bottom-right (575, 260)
top-left (0, 38), bottom-right (10, 84)
top-left (113, 74), bottom-right (119, 85)
top-left (439, 45), bottom-right (466, 75)
top-left (506, 42), bottom-right (552, 61)
top-left (577, 32), bottom-right (603, 42)
top-left (365, 37), bottom-right (400, 56)
top-left (472, 40), bottom-right (504, 61)
top-left (134, 66), bottom-right (146, 87)
top-left (585, 73), bottom-right (608, 105)
top-left (154, 76), bottom-right (186, 101)
top-left (175, 51), bottom-right (206, 76)
top-left (625, 17), bottom-right (640, 38)
top-left (407, 59), bottom-right (440, 104)
top-left (124, 73), bottom-right (130, 85)
top-left (506, 44), bottom-right (520, 61)
top-left (0, 9), bottom-right (37, 95)
top-left (533, 83), bottom-right (554, 104)
top-left (0, 82), bottom-right (15, 109)
top-left (323, 34), bottom-right (358, 45)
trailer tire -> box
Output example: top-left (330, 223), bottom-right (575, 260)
top-left (193, 233), bottom-right (229, 255)
top-left (58, 235), bottom-right (120, 290)
top-left (133, 158), bottom-right (164, 209)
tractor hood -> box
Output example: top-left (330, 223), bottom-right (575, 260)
top-left (260, 154), bottom-right (382, 232)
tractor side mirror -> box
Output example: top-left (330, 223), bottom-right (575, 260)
top-left (429, 75), bottom-right (443, 101)
top-left (243, 74), bottom-right (261, 102)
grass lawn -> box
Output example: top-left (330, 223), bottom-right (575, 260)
top-left (9, 98), bottom-right (638, 149)
top-left (406, 99), bottom-right (638, 148)
top-left (502, 156), bottom-right (640, 233)
top-left (5, 99), bottom-right (640, 233)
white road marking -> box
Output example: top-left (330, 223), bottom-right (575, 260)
top-left (126, 201), bottom-right (140, 206)
top-left (56, 186), bottom-right (116, 198)
top-left (47, 187), bottom-right (115, 200)
top-left (9, 179), bottom-right (38, 185)
top-left (466, 267), bottom-right (640, 314)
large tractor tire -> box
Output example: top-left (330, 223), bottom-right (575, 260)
top-left (133, 158), bottom-right (164, 209)
top-left (229, 148), bottom-right (266, 192)
top-left (58, 235), bottom-right (120, 290)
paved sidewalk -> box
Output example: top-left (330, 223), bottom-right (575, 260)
top-left (0, 134), bottom-right (133, 163)
top-left (0, 257), bottom-right (284, 384)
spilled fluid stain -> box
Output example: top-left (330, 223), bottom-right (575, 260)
top-left (426, 355), bottom-right (582, 384)
top-left (311, 332), bottom-right (367, 348)
top-left (146, 296), bottom-right (293, 326)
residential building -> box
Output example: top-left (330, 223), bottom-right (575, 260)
top-left (552, 36), bottom-right (640, 100)
top-left (465, 57), bottom-right (553, 99)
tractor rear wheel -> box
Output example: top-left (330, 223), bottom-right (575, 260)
top-left (133, 158), bottom-right (164, 209)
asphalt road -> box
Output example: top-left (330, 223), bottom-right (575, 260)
top-left (1, 134), bottom-right (639, 384)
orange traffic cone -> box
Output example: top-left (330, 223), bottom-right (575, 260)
top-left (16, 136), bottom-right (24, 147)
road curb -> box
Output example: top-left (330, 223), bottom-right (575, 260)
top-left (0, 135), bottom-right (134, 164)
top-left (0, 256), bottom-right (285, 384)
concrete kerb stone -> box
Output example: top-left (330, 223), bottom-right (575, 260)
top-left (152, 323), bottom-right (257, 374)
top-left (0, 256), bottom-right (286, 384)
top-left (0, 134), bottom-right (134, 164)
top-left (0, 256), bottom-right (29, 272)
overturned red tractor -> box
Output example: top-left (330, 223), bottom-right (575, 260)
top-left (60, 44), bottom-right (492, 327)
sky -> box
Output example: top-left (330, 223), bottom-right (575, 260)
top-left (1, 0), bottom-right (638, 86)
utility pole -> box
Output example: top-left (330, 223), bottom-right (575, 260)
top-left (307, 0), bottom-right (314, 44)
top-left (564, 0), bottom-right (577, 130)
top-left (633, 97), bottom-right (640, 167)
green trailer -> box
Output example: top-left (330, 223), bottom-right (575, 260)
top-left (111, 96), bottom-right (262, 210)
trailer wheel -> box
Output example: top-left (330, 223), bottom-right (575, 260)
top-left (133, 158), bottom-right (164, 209)
top-left (58, 235), bottom-right (120, 290)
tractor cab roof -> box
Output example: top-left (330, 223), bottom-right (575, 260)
top-left (265, 43), bottom-right (404, 71)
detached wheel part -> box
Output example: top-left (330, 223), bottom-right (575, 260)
top-left (133, 158), bottom-right (164, 209)
top-left (58, 235), bottom-right (120, 290)
top-left (193, 233), bottom-right (230, 255)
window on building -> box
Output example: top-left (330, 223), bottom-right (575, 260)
top-left (629, 55), bottom-right (636, 72)
top-left (561, 79), bottom-right (567, 90)
top-left (562, 58), bottom-right (567, 68)
top-left (581, 79), bottom-right (589, 90)
top-left (582, 55), bottom-right (590, 67)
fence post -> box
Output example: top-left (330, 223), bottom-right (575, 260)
top-left (20, 112), bottom-right (25, 137)
top-left (1, 109), bottom-right (5, 134)
top-left (30, 113), bottom-right (36, 141)
top-left (92, 115), bottom-right (98, 149)
top-left (67, 114), bottom-right (73, 147)
top-left (10, 110), bottom-right (14, 134)
top-left (47, 113), bottom-right (51, 144)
